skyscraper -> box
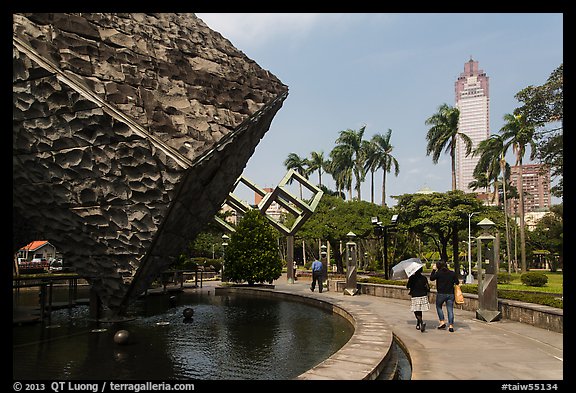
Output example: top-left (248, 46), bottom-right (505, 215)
top-left (509, 164), bottom-right (551, 214)
top-left (455, 58), bottom-right (490, 193)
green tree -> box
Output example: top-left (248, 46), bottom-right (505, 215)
top-left (425, 103), bottom-right (472, 276)
top-left (363, 129), bottom-right (400, 207)
top-left (395, 191), bottom-right (485, 272)
top-left (307, 150), bottom-right (327, 187)
top-left (514, 64), bottom-right (563, 198)
top-left (297, 195), bottom-right (391, 273)
top-left (425, 103), bottom-right (472, 191)
top-left (473, 134), bottom-right (514, 272)
top-left (224, 209), bottom-right (283, 285)
top-left (334, 126), bottom-right (367, 200)
top-left (283, 152), bottom-right (309, 199)
top-left (500, 113), bottom-right (537, 273)
top-left (526, 204), bottom-right (562, 271)
top-left (327, 145), bottom-right (353, 200)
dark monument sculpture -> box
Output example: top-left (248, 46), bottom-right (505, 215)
top-left (13, 13), bottom-right (288, 315)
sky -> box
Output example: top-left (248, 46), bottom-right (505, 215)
top-left (196, 13), bottom-right (563, 207)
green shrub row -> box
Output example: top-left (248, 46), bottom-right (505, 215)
top-left (358, 277), bottom-right (407, 286)
top-left (460, 284), bottom-right (562, 309)
top-left (357, 278), bottom-right (562, 309)
top-left (497, 290), bottom-right (563, 308)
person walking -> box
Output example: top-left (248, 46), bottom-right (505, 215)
top-left (406, 266), bottom-right (430, 332)
top-left (310, 259), bottom-right (324, 293)
top-left (430, 261), bottom-right (460, 332)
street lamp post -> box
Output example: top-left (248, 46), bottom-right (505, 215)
top-left (221, 234), bottom-right (229, 282)
top-left (371, 215), bottom-right (398, 279)
top-left (467, 212), bottom-right (479, 284)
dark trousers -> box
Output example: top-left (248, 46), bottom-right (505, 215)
top-left (311, 271), bottom-right (323, 292)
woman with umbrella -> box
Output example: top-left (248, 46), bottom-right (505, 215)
top-left (405, 263), bottom-right (430, 333)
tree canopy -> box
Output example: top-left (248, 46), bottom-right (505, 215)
top-left (224, 209), bottom-right (283, 285)
top-left (394, 191), bottom-right (486, 262)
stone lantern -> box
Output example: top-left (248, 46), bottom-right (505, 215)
top-left (476, 218), bottom-right (502, 322)
top-left (345, 232), bottom-right (358, 296)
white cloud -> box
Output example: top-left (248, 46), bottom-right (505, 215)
top-left (196, 13), bottom-right (322, 49)
top-left (195, 13), bottom-right (393, 50)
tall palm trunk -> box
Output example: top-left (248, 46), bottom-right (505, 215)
top-left (516, 156), bottom-right (527, 272)
top-left (451, 137), bottom-right (457, 191)
top-left (381, 169), bottom-right (387, 207)
top-left (500, 157), bottom-right (515, 274)
top-left (450, 137), bottom-right (460, 276)
top-left (369, 170), bottom-right (375, 204)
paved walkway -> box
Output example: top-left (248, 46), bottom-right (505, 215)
top-left (266, 275), bottom-right (563, 381)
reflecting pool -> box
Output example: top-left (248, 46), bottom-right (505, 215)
top-left (13, 288), bottom-right (354, 380)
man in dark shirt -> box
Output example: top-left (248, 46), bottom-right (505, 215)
top-left (310, 259), bottom-right (324, 293)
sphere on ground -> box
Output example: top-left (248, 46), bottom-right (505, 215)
top-left (114, 329), bottom-right (130, 345)
top-left (183, 307), bottom-right (194, 319)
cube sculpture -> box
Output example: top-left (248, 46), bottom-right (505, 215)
top-left (216, 170), bottom-right (323, 284)
top-left (216, 170), bottom-right (324, 236)
top-left (12, 13), bottom-right (288, 315)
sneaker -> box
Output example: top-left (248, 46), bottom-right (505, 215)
top-left (449, 327), bottom-right (454, 332)
top-left (437, 324), bottom-right (446, 329)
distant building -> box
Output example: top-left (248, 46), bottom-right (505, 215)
top-left (220, 204), bottom-right (241, 226)
top-left (17, 240), bottom-right (56, 262)
top-left (255, 188), bottom-right (287, 223)
top-left (455, 58), bottom-right (490, 193)
top-left (415, 186), bottom-right (435, 194)
top-left (509, 164), bottom-right (551, 214)
top-left (522, 210), bottom-right (549, 231)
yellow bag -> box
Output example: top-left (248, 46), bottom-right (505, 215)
top-left (454, 284), bottom-right (465, 304)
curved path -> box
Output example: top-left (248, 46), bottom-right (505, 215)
top-left (268, 275), bottom-right (563, 380)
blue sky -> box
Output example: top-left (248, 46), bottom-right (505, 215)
top-left (196, 13), bottom-right (563, 206)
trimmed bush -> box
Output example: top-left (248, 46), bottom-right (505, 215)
top-left (497, 290), bottom-right (563, 309)
top-left (520, 272), bottom-right (548, 287)
top-left (497, 272), bottom-right (512, 284)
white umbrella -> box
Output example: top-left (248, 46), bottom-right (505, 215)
top-left (391, 257), bottom-right (424, 280)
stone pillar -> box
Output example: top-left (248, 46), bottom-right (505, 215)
top-left (287, 235), bottom-right (295, 284)
top-left (476, 232), bottom-right (501, 322)
top-left (320, 244), bottom-right (328, 292)
top-left (344, 233), bottom-right (358, 296)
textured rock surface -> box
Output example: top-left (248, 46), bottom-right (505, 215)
top-left (12, 13), bottom-right (288, 313)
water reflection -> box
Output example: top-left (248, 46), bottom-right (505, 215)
top-left (13, 289), bottom-right (353, 380)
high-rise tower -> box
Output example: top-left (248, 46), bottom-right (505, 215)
top-left (455, 58), bottom-right (490, 192)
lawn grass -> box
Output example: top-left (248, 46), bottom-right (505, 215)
top-left (498, 271), bottom-right (563, 294)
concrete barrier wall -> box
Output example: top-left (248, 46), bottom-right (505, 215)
top-left (328, 280), bottom-right (563, 333)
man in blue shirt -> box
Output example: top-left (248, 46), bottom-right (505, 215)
top-left (310, 259), bottom-right (324, 293)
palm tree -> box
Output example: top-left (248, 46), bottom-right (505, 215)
top-left (425, 103), bottom-right (472, 277)
top-left (334, 126), bottom-right (366, 200)
top-left (363, 129), bottom-right (400, 206)
top-left (307, 150), bottom-right (327, 187)
top-left (327, 146), bottom-right (353, 200)
top-left (425, 103), bottom-right (473, 190)
top-left (283, 152), bottom-right (309, 199)
top-left (499, 113), bottom-right (537, 273)
top-left (473, 134), bottom-right (515, 273)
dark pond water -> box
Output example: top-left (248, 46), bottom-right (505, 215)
top-left (13, 288), bottom-right (354, 380)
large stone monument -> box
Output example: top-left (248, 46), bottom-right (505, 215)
top-left (12, 13), bottom-right (288, 315)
